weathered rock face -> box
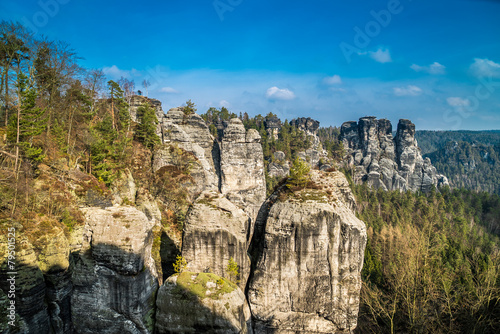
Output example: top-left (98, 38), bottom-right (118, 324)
top-left (247, 170), bottom-right (367, 333)
top-left (0, 233), bottom-right (51, 334)
top-left (291, 117), bottom-right (328, 168)
top-left (71, 206), bottom-right (158, 334)
top-left (290, 117), bottom-right (320, 136)
top-left (111, 168), bottom-right (137, 206)
top-left (182, 191), bottom-right (251, 289)
top-left (129, 95), bottom-right (164, 124)
top-left (264, 115), bottom-right (282, 140)
top-left (154, 108), bottom-right (219, 194)
top-left (268, 161), bottom-right (290, 178)
top-left (155, 272), bottom-right (251, 334)
top-left (341, 117), bottom-right (449, 192)
top-left (220, 118), bottom-right (266, 227)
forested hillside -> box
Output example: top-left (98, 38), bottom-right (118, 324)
top-left (416, 130), bottom-right (500, 155)
top-left (416, 131), bottom-right (500, 194)
top-left (351, 178), bottom-right (500, 333)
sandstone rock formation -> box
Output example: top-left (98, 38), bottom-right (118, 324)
top-left (154, 108), bottom-right (219, 194)
top-left (182, 191), bottom-right (251, 289)
top-left (264, 114), bottom-right (281, 140)
top-left (247, 170), bottom-right (367, 333)
top-left (291, 117), bottom-right (328, 168)
top-left (71, 206), bottom-right (158, 334)
top-left (155, 272), bottom-right (251, 333)
top-left (0, 233), bottom-right (51, 334)
top-left (341, 117), bottom-right (449, 192)
top-left (129, 95), bottom-right (164, 125)
top-left (220, 118), bottom-right (266, 227)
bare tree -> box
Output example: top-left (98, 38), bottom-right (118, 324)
top-left (142, 79), bottom-right (150, 97)
top-left (118, 76), bottom-right (135, 104)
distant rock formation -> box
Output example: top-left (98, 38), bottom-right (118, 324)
top-left (248, 170), bottom-right (367, 333)
top-left (290, 117), bottom-right (320, 136)
top-left (291, 117), bottom-right (328, 168)
top-left (264, 114), bottom-right (281, 140)
top-left (341, 117), bottom-right (449, 192)
top-left (268, 151), bottom-right (290, 178)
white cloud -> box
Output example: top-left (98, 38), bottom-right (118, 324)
top-left (368, 48), bottom-right (392, 63)
top-left (219, 100), bottom-right (231, 107)
top-left (102, 65), bottom-right (140, 79)
top-left (447, 97), bottom-right (470, 107)
top-left (410, 62), bottom-right (446, 74)
top-left (160, 86), bottom-right (179, 94)
top-left (266, 86), bottom-right (296, 100)
top-left (470, 58), bottom-right (500, 78)
top-left (393, 85), bottom-right (422, 96)
top-left (323, 75), bottom-right (342, 85)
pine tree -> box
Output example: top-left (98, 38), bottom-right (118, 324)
top-left (7, 73), bottom-right (47, 163)
top-left (183, 99), bottom-right (196, 116)
top-left (135, 102), bottom-right (160, 150)
top-left (287, 157), bottom-right (311, 189)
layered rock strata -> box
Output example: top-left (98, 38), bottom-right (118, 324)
top-left (341, 117), bottom-right (449, 192)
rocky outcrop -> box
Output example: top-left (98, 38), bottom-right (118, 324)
top-left (290, 117), bottom-right (320, 136)
top-left (0, 233), bottom-right (51, 334)
top-left (269, 151), bottom-right (290, 178)
top-left (154, 108), bottom-right (219, 194)
top-left (264, 115), bottom-right (281, 140)
top-left (247, 170), bottom-right (367, 333)
top-left (291, 117), bottom-right (328, 168)
top-left (220, 118), bottom-right (266, 228)
top-left (71, 206), bottom-right (158, 334)
top-left (129, 95), bottom-right (164, 124)
top-left (155, 272), bottom-right (251, 333)
top-left (341, 117), bottom-right (449, 192)
top-left (182, 191), bottom-right (251, 289)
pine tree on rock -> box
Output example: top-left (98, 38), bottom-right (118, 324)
top-left (287, 157), bottom-right (311, 189)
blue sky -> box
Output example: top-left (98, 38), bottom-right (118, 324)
top-left (1, 0), bottom-right (500, 130)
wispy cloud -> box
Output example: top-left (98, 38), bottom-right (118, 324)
top-left (362, 47), bottom-right (392, 63)
top-left (393, 85), bottom-right (422, 96)
top-left (410, 62), bottom-right (446, 74)
top-left (470, 58), bottom-right (500, 78)
top-left (322, 75), bottom-right (342, 85)
top-left (219, 100), bottom-right (231, 107)
top-left (102, 65), bottom-right (141, 79)
top-left (160, 86), bottom-right (179, 94)
top-left (447, 97), bottom-right (470, 107)
top-left (266, 86), bottom-right (296, 100)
